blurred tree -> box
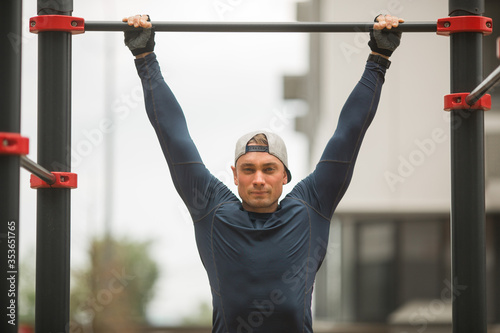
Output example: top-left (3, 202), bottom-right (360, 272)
top-left (181, 302), bottom-right (212, 326)
top-left (70, 236), bottom-right (159, 333)
top-left (18, 249), bottom-right (35, 327)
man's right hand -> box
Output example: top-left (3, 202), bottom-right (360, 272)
top-left (122, 14), bottom-right (155, 58)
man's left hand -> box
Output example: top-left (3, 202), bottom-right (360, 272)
top-left (369, 14), bottom-right (404, 59)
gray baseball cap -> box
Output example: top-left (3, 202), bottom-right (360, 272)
top-left (234, 130), bottom-right (292, 182)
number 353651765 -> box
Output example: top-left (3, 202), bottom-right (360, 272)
top-left (7, 221), bottom-right (16, 268)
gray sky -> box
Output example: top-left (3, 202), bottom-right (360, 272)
top-left (20, 0), bottom-right (308, 325)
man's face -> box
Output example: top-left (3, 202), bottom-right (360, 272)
top-left (231, 148), bottom-right (288, 213)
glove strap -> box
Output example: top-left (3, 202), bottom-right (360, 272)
top-left (367, 53), bottom-right (391, 69)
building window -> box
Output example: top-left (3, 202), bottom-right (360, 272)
top-left (486, 133), bottom-right (500, 179)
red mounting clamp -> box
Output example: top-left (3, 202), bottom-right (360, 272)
top-left (437, 16), bottom-right (493, 36)
top-left (444, 93), bottom-right (491, 111)
top-left (29, 15), bottom-right (85, 34)
top-left (0, 132), bottom-right (29, 155)
top-left (30, 172), bottom-right (78, 189)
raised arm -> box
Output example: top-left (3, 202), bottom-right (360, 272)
top-left (292, 15), bottom-right (404, 219)
top-left (124, 15), bottom-right (235, 219)
top-left (311, 57), bottom-right (387, 216)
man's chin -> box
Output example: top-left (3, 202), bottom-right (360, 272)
top-left (243, 198), bottom-right (278, 213)
top-left (247, 200), bottom-right (269, 208)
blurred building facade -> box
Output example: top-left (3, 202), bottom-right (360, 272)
top-left (283, 0), bottom-right (500, 326)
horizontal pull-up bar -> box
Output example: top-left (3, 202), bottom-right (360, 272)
top-left (84, 21), bottom-right (437, 33)
top-left (466, 63), bottom-right (500, 106)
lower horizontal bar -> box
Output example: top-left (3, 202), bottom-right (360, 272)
top-left (466, 63), bottom-right (500, 106)
top-left (21, 155), bottom-right (56, 185)
top-left (85, 21), bottom-right (437, 33)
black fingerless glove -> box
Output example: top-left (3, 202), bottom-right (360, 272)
top-left (124, 15), bottom-right (155, 56)
top-left (368, 15), bottom-right (402, 57)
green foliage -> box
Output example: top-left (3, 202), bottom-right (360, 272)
top-left (181, 302), bottom-right (212, 326)
top-left (18, 250), bottom-right (36, 326)
top-left (70, 236), bottom-right (159, 333)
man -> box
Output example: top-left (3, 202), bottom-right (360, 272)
top-left (123, 13), bottom-right (403, 333)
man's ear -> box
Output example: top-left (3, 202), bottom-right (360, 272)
top-left (283, 171), bottom-right (288, 185)
top-left (231, 166), bottom-right (238, 186)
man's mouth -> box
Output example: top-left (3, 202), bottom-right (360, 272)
top-left (251, 191), bottom-right (268, 196)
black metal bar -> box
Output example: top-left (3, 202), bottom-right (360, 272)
top-left (0, 1), bottom-right (22, 332)
top-left (35, 1), bottom-right (73, 332)
top-left (466, 63), bottom-right (500, 105)
top-left (85, 21), bottom-right (437, 33)
top-left (449, 0), bottom-right (487, 332)
top-left (1, 4), bottom-right (22, 333)
top-left (20, 156), bottom-right (57, 185)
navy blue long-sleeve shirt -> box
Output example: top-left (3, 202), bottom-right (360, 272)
top-left (135, 52), bottom-right (386, 333)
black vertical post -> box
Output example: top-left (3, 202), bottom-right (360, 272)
top-left (449, 0), bottom-right (487, 332)
top-left (35, 1), bottom-right (73, 332)
top-left (0, 1), bottom-right (22, 332)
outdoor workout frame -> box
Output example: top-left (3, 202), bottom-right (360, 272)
top-left (1, 0), bottom-right (497, 332)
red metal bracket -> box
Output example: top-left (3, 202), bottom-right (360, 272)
top-left (30, 172), bottom-right (78, 189)
top-left (0, 132), bottom-right (29, 155)
top-left (444, 93), bottom-right (491, 111)
top-left (437, 16), bottom-right (492, 36)
top-left (29, 15), bottom-right (85, 34)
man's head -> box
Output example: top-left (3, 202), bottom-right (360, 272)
top-left (231, 131), bottom-right (291, 213)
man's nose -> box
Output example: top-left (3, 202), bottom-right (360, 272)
top-left (253, 171), bottom-right (265, 185)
